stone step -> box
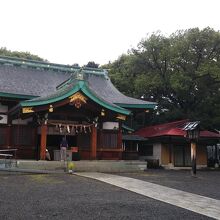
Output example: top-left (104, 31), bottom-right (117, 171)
top-left (12, 160), bottom-right (148, 173)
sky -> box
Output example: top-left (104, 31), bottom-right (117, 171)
top-left (0, 0), bottom-right (220, 66)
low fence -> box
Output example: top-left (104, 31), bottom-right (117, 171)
top-left (0, 149), bottom-right (17, 168)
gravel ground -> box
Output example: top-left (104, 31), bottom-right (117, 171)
top-left (119, 169), bottom-right (220, 200)
top-left (0, 172), bottom-right (213, 220)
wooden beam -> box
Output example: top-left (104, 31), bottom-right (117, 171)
top-left (40, 123), bottom-right (47, 160)
top-left (91, 125), bottom-right (97, 159)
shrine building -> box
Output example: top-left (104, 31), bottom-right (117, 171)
top-left (0, 56), bottom-right (156, 160)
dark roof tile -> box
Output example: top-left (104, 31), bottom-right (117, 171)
top-left (0, 58), bottom-right (156, 108)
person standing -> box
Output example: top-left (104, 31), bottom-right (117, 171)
top-left (60, 136), bottom-right (68, 161)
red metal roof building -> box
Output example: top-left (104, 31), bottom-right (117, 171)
top-left (135, 119), bottom-right (220, 139)
top-left (133, 120), bottom-right (220, 168)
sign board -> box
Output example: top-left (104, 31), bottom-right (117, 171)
top-left (103, 122), bottom-right (119, 130)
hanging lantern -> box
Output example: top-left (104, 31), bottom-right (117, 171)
top-left (101, 109), bottom-right (105, 116)
top-left (49, 105), bottom-right (53, 112)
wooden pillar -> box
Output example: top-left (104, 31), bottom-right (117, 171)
top-left (117, 128), bottom-right (123, 159)
top-left (6, 125), bottom-right (11, 147)
top-left (169, 145), bottom-right (172, 163)
top-left (40, 124), bottom-right (47, 160)
top-left (191, 141), bottom-right (197, 175)
top-left (117, 129), bottom-right (122, 148)
top-left (99, 130), bottom-right (103, 159)
top-left (6, 115), bottom-right (12, 148)
top-left (168, 136), bottom-right (172, 164)
top-left (91, 125), bottom-right (97, 160)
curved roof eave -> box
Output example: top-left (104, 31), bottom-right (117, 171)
top-left (20, 81), bottom-right (131, 116)
top-left (0, 92), bottom-right (38, 100)
top-left (116, 103), bottom-right (157, 109)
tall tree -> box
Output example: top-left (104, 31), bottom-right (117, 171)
top-left (105, 28), bottom-right (220, 129)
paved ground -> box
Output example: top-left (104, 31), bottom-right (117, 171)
top-left (77, 172), bottom-right (220, 219)
top-left (0, 172), bottom-right (213, 220)
top-left (119, 169), bottom-right (220, 200)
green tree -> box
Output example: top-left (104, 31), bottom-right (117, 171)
top-left (84, 61), bottom-right (99, 68)
top-left (106, 28), bottom-right (220, 129)
top-left (0, 47), bottom-right (47, 61)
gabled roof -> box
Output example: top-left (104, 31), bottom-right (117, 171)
top-left (20, 80), bottom-right (131, 115)
top-left (0, 56), bottom-right (157, 109)
top-left (135, 120), bottom-right (220, 139)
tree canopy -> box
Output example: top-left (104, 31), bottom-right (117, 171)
top-left (104, 27), bottom-right (220, 129)
top-left (0, 47), bottom-right (46, 62)
top-left (85, 61), bottom-right (99, 68)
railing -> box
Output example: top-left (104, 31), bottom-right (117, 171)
top-left (0, 149), bottom-right (18, 168)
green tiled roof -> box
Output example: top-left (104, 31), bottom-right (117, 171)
top-left (21, 80), bottom-right (131, 116)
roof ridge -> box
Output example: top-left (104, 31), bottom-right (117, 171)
top-left (137, 119), bottom-right (189, 132)
top-left (154, 119), bottom-right (189, 128)
top-left (0, 55), bottom-right (106, 73)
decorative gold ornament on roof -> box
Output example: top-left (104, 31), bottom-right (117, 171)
top-left (69, 92), bottom-right (87, 109)
top-left (116, 114), bottom-right (126, 121)
top-left (22, 107), bottom-right (34, 114)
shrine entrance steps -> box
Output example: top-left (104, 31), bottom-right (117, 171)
top-left (0, 160), bottom-right (147, 173)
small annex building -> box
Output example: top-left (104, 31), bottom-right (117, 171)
top-left (0, 56), bottom-right (156, 160)
top-left (133, 120), bottom-right (220, 167)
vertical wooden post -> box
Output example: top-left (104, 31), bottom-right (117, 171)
top-left (191, 141), bottom-right (196, 175)
top-left (169, 144), bottom-right (172, 164)
top-left (168, 136), bottom-right (172, 164)
top-left (117, 128), bottom-right (122, 148)
top-left (99, 130), bottom-right (103, 159)
top-left (6, 114), bottom-right (12, 148)
top-left (117, 128), bottom-right (122, 159)
top-left (6, 125), bottom-right (11, 147)
top-left (40, 124), bottom-right (47, 160)
top-left (91, 125), bottom-right (97, 160)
